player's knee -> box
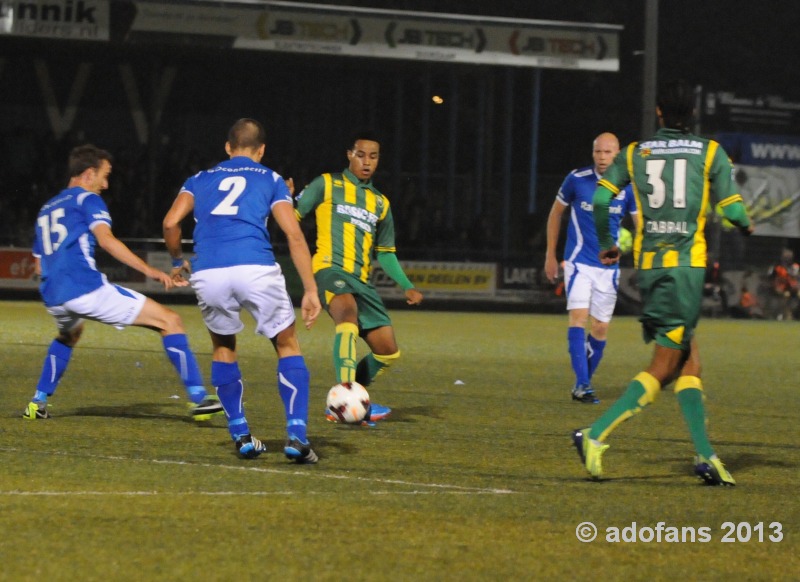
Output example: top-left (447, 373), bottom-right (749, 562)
top-left (680, 358), bottom-right (702, 378)
top-left (590, 320), bottom-right (610, 340)
top-left (161, 309), bottom-right (185, 334)
top-left (568, 310), bottom-right (589, 327)
top-left (57, 329), bottom-right (81, 348)
top-left (273, 326), bottom-right (301, 357)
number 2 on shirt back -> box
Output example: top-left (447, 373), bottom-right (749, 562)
top-left (211, 176), bottom-right (246, 215)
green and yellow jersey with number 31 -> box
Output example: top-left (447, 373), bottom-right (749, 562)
top-left (594, 127), bottom-right (751, 270)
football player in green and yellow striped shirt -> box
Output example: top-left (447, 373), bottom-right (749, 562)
top-left (573, 80), bottom-right (753, 485)
top-left (295, 131), bottom-right (423, 424)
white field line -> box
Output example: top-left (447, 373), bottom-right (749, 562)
top-left (0, 448), bottom-right (516, 495)
top-left (0, 490), bottom-right (506, 496)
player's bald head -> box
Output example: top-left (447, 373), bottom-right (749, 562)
top-left (592, 132), bottom-right (620, 175)
top-left (227, 118), bottom-right (266, 151)
top-left (593, 132), bottom-right (620, 152)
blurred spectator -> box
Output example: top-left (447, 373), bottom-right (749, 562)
top-left (768, 248), bottom-right (799, 321)
top-left (730, 286), bottom-right (765, 319)
top-left (703, 259), bottom-right (729, 312)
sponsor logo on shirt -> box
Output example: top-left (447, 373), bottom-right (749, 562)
top-left (580, 201), bottom-right (624, 213)
top-left (207, 166), bottom-right (269, 175)
top-left (336, 204), bottom-right (378, 233)
top-left (639, 139), bottom-right (703, 155)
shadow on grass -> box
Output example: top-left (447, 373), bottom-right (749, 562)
top-left (66, 403), bottom-right (226, 426)
top-left (260, 435), bottom-right (362, 461)
top-left (586, 435), bottom-right (795, 454)
top-left (385, 405), bottom-right (444, 422)
top-left (8, 341), bottom-right (170, 355)
top-left (571, 473), bottom-right (684, 485)
top-left (721, 451), bottom-right (796, 470)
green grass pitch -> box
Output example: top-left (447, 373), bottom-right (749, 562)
top-left (1, 300), bottom-right (797, 580)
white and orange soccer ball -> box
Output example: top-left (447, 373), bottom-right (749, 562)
top-left (326, 382), bottom-right (370, 424)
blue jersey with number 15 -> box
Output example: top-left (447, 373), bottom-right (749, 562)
top-left (180, 156), bottom-right (292, 272)
top-left (32, 186), bottom-right (112, 307)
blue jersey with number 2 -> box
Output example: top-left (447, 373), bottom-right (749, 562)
top-left (180, 156), bottom-right (292, 272)
top-left (33, 186), bottom-right (112, 306)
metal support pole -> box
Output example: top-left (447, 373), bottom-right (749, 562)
top-left (420, 68), bottom-right (431, 203)
top-left (502, 68), bottom-right (513, 260)
top-left (641, 0), bottom-right (659, 137)
top-left (528, 68), bottom-right (541, 214)
top-left (446, 71), bottom-right (459, 231)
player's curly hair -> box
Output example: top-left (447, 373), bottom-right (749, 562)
top-left (657, 79), bottom-right (695, 132)
top-left (68, 144), bottom-right (112, 178)
top-left (228, 118), bottom-right (266, 150)
top-left (348, 129), bottom-right (381, 151)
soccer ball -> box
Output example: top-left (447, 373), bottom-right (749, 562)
top-left (618, 227), bottom-right (633, 254)
top-left (326, 382), bottom-right (370, 424)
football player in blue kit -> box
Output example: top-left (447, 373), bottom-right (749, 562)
top-left (25, 144), bottom-right (222, 421)
top-left (163, 118), bottom-right (322, 462)
top-left (544, 133), bottom-right (639, 403)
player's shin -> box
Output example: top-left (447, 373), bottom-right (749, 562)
top-left (675, 376), bottom-right (715, 459)
top-left (34, 339), bottom-right (73, 401)
top-left (587, 335), bottom-right (607, 379)
top-left (277, 355), bottom-right (310, 442)
top-left (568, 327), bottom-right (590, 387)
top-left (589, 372), bottom-right (660, 441)
top-left (211, 361), bottom-right (249, 439)
top-left (333, 322), bottom-right (358, 383)
top-left (162, 334), bottom-right (207, 403)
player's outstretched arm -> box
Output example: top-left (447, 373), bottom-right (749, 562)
top-left (718, 195), bottom-right (754, 237)
top-left (376, 251), bottom-right (421, 306)
top-left (92, 223), bottom-right (175, 290)
top-left (592, 183), bottom-right (617, 257)
top-left (273, 201), bottom-right (321, 328)
top-left (162, 191), bottom-right (195, 286)
top-left (544, 200), bottom-right (566, 283)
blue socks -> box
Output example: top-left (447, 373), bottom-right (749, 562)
top-left (568, 327), bottom-right (590, 387)
top-left (587, 334), bottom-right (607, 380)
top-left (211, 356), bottom-right (312, 444)
top-left (277, 356), bottom-right (310, 443)
top-left (212, 361), bottom-right (249, 440)
top-left (162, 334), bottom-right (207, 404)
top-left (568, 329), bottom-right (608, 385)
top-left (33, 340), bottom-right (73, 402)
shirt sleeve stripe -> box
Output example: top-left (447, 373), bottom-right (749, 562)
top-left (597, 179), bottom-right (620, 194)
top-left (718, 194), bottom-right (744, 207)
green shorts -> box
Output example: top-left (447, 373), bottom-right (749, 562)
top-left (637, 267), bottom-right (705, 350)
top-left (315, 267), bottom-right (392, 333)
